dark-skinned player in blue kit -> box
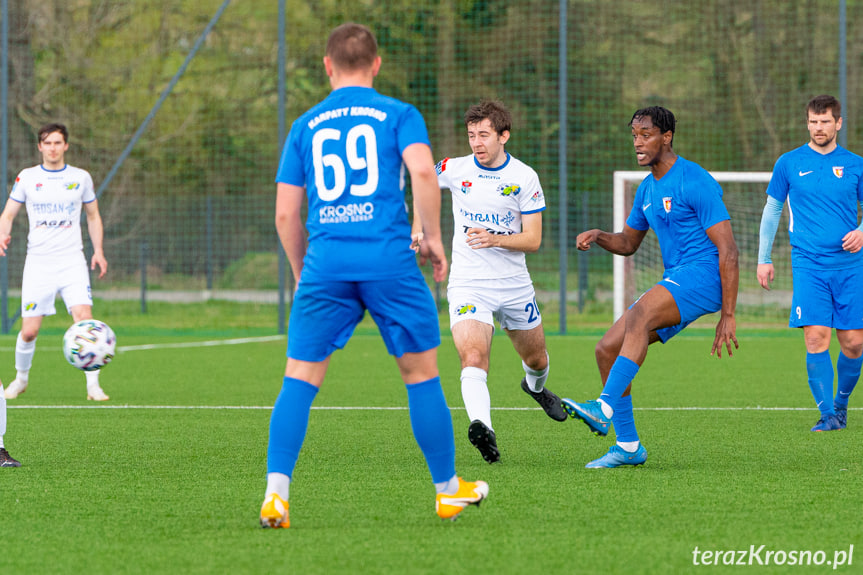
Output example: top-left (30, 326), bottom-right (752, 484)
top-left (563, 106), bottom-right (739, 468)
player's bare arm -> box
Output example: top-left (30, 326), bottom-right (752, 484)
top-left (275, 182), bottom-right (308, 286)
top-left (706, 220), bottom-right (739, 358)
top-left (0, 198), bottom-right (22, 255)
top-left (577, 224), bottom-right (646, 256)
top-left (466, 211), bottom-right (542, 253)
top-left (841, 229), bottom-right (863, 253)
top-left (403, 142), bottom-right (448, 283)
top-left (84, 200), bottom-right (108, 278)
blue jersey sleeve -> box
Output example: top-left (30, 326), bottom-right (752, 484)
top-left (396, 105), bottom-right (431, 153)
top-left (765, 154), bottom-right (790, 203)
top-left (275, 121), bottom-right (305, 186)
top-left (625, 184), bottom-right (649, 231)
top-left (687, 171), bottom-right (730, 231)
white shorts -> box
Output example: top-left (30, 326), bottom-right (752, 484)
top-left (21, 252), bottom-right (92, 317)
top-left (447, 275), bottom-right (541, 331)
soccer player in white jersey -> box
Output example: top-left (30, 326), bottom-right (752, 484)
top-left (758, 95), bottom-right (863, 432)
top-left (432, 100), bottom-right (566, 464)
top-left (0, 123), bottom-right (109, 402)
top-left (0, 228), bottom-right (19, 466)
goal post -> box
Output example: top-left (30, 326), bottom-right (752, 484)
top-left (613, 170), bottom-right (779, 321)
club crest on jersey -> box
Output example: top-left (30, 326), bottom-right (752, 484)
top-left (833, 166), bottom-right (844, 178)
top-left (663, 196), bottom-right (672, 213)
top-left (456, 304), bottom-right (476, 316)
top-left (498, 183), bottom-right (521, 197)
top-left (460, 180), bottom-right (472, 194)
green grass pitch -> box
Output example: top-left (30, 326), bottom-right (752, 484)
top-left (1, 307), bottom-right (861, 574)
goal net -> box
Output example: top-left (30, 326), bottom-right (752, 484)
top-left (613, 170), bottom-right (792, 321)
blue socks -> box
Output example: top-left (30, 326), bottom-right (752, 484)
top-left (267, 376), bottom-right (319, 477)
top-left (807, 351), bottom-right (835, 416)
top-left (835, 351), bottom-right (863, 408)
top-left (406, 377), bottom-right (456, 484)
top-left (612, 394), bottom-right (639, 443)
top-left (600, 356), bottom-right (640, 412)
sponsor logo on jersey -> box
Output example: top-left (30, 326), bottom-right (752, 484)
top-left (501, 212), bottom-right (515, 227)
top-left (24, 302), bottom-right (37, 312)
top-left (460, 180), bottom-right (472, 194)
top-left (456, 304), bottom-right (476, 315)
top-left (318, 202), bottom-right (375, 224)
top-left (663, 196), bottom-right (672, 213)
top-left (477, 173), bottom-right (500, 180)
top-left (65, 182), bottom-right (80, 190)
top-left (435, 158), bottom-right (449, 175)
top-left (498, 183), bottom-right (521, 196)
top-left (833, 166), bottom-right (844, 178)
top-left (459, 208), bottom-right (499, 225)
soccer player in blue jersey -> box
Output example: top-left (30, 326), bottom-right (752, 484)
top-left (757, 94), bottom-right (863, 432)
top-left (562, 106), bottom-right (739, 468)
top-left (259, 23), bottom-right (488, 528)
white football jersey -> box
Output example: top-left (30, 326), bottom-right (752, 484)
top-left (9, 164), bottom-right (96, 257)
top-left (436, 153), bottom-right (546, 280)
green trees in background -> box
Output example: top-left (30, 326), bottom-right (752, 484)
top-left (2, 0), bottom-right (857, 287)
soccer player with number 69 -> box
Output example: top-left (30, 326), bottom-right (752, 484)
top-left (260, 23), bottom-right (487, 528)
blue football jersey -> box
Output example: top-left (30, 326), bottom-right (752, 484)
top-left (626, 157), bottom-right (730, 272)
top-left (276, 86), bottom-right (431, 281)
top-left (766, 144), bottom-right (863, 270)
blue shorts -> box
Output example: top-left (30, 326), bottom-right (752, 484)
top-left (790, 265), bottom-right (863, 330)
top-left (287, 272), bottom-right (441, 362)
top-left (634, 263), bottom-right (722, 343)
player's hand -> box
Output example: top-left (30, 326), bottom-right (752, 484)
top-left (711, 314), bottom-right (738, 358)
top-left (465, 228), bottom-right (496, 250)
top-left (421, 236), bottom-right (448, 283)
top-left (756, 263), bottom-right (774, 290)
top-left (91, 252), bottom-right (108, 279)
top-left (0, 234), bottom-right (9, 257)
top-left (841, 229), bottom-right (863, 253)
top-left (410, 231), bottom-right (423, 254)
top-left (576, 229), bottom-right (600, 251)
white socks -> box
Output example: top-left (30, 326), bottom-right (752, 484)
top-left (598, 398), bottom-right (614, 419)
top-left (15, 333), bottom-right (36, 379)
top-left (434, 474), bottom-right (459, 495)
top-left (460, 367), bottom-right (491, 429)
top-left (266, 472), bottom-right (291, 501)
top-left (522, 352), bottom-right (550, 392)
top-left (85, 369), bottom-right (101, 391)
top-left (617, 441), bottom-right (640, 453)
top-left (0, 384), bottom-right (5, 447)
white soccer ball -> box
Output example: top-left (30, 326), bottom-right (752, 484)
top-left (62, 319), bottom-right (116, 371)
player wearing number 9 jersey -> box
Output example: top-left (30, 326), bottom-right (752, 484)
top-left (260, 23), bottom-right (487, 529)
top-left (757, 95), bottom-right (863, 432)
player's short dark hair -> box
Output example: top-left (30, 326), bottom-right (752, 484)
top-left (38, 123), bottom-right (68, 143)
top-left (325, 23), bottom-right (378, 71)
top-left (629, 107), bottom-right (676, 140)
top-left (807, 94), bottom-right (841, 120)
top-left (464, 99), bottom-right (512, 135)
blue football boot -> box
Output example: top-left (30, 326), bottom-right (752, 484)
top-left (811, 414), bottom-right (843, 432)
top-left (561, 398), bottom-right (610, 436)
top-left (833, 404), bottom-right (848, 428)
top-left (585, 444), bottom-right (648, 468)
